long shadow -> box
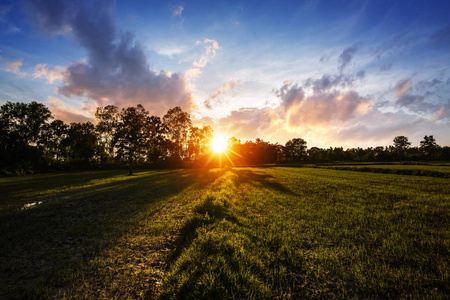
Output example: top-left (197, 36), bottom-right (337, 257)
top-left (0, 168), bottom-right (222, 298)
top-left (0, 169), bottom-right (141, 208)
top-left (234, 168), bottom-right (300, 197)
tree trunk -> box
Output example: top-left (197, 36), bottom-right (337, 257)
top-left (128, 152), bottom-right (133, 176)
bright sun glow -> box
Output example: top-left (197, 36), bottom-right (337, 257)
top-left (211, 136), bottom-right (228, 153)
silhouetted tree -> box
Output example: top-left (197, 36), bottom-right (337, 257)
top-left (66, 122), bottom-right (98, 166)
top-left (38, 120), bottom-right (69, 164)
top-left (146, 115), bottom-right (166, 163)
top-left (420, 135), bottom-right (439, 159)
top-left (163, 107), bottom-right (192, 160)
top-left (285, 138), bottom-right (307, 161)
top-left (114, 104), bottom-right (151, 175)
top-left (0, 101), bottom-right (52, 170)
top-left (95, 105), bottom-right (119, 163)
top-left (393, 136), bottom-right (411, 159)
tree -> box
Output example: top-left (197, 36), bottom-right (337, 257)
top-left (393, 135), bottom-right (411, 158)
top-left (146, 115), bottom-right (166, 163)
top-left (420, 135), bottom-right (438, 158)
top-left (95, 105), bottom-right (119, 163)
top-left (66, 122), bottom-right (98, 166)
top-left (188, 125), bottom-right (213, 161)
top-left (285, 138), bottom-right (307, 161)
top-left (38, 120), bottom-right (69, 164)
top-left (0, 101), bottom-right (52, 169)
top-left (162, 107), bottom-right (192, 160)
top-left (114, 104), bottom-right (151, 175)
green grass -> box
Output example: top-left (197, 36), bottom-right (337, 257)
top-left (305, 162), bottom-right (450, 177)
top-left (0, 164), bottom-right (449, 299)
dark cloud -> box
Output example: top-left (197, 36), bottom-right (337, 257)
top-left (303, 72), bottom-right (364, 93)
top-left (396, 94), bottom-right (425, 107)
top-left (22, 0), bottom-right (192, 115)
top-left (430, 25), bottom-right (450, 46)
top-left (416, 78), bottom-right (443, 92)
top-left (393, 79), bottom-right (449, 119)
top-left (274, 81), bottom-right (304, 111)
top-left (338, 43), bottom-right (361, 72)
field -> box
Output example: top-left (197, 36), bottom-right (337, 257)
top-left (0, 165), bottom-right (449, 299)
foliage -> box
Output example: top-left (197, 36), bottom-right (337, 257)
top-left (285, 138), bottom-right (307, 161)
top-left (1, 101), bottom-right (449, 174)
top-left (0, 101), bottom-right (52, 171)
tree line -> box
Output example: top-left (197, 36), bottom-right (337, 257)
top-left (1, 101), bottom-right (449, 175)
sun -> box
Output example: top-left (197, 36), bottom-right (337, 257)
top-left (211, 135), bottom-right (228, 153)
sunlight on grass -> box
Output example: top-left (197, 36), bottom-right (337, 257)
top-left (0, 165), bottom-right (449, 298)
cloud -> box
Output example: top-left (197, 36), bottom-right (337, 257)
top-left (394, 79), bottom-right (411, 97)
top-left (204, 79), bottom-right (237, 109)
top-left (23, 0), bottom-right (193, 115)
top-left (204, 38), bottom-right (220, 57)
top-left (172, 5), bottom-right (184, 17)
top-left (430, 25), bottom-right (450, 46)
top-left (396, 94), bottom-right (425, 108)
top-left (285, 88), bottom-right (373, 127)
top-left (274, 80), bottom-right (304, 111)
top-left (185, 38), bottom-right (220, 86)
top-left (193, 57), bottom-right (207, 68)
top-left (213, 75), bottom-right (374, 145)
top-left (0, 56), bottom-right (26, 77)
top-left (393, 78), bottom-right (449, 119)
top-left (170, 4), bottom-right (184, 27)
top-left (33, 64), bottom-right (64, 84)
top-left (212, 72), bottom-right (448, 148)
top-left (375, 32), bottom-right (412, 59)
top-left (303, 72), bottom-right (365, 93)
top-left (380, 62), bottom-right (393, 71)
top-left (47, 96), bottom-right (93, 123)
top-left (338, 43), bottom-right (360, 72)
top-left (416, 78), bottom-right (443, 92)
top-left (184, 68), bottom-right (202, 82)
top-left (217, 107), bottom-right (282, 141)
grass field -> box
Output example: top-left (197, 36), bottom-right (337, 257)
top-left (0, 165), bottom-right (449, 299)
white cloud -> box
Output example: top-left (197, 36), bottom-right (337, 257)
top-left (33, 64), bottom-right (64, 84)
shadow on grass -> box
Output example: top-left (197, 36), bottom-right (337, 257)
top-left (235, 169), bottom-right (300, 197)
top-left (0, 168), bottom-right (222, 299)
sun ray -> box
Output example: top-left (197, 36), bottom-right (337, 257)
top-left (211, 135), bottom-right (228, 153)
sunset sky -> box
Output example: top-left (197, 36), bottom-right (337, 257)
top-left (1, 0), bottom-right (449, 148)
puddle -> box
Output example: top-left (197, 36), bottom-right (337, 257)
top-left (22, 201), bottom-right (43, 210)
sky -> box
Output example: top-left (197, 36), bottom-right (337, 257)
top-left (0, 0), bottom-right (449, 148)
